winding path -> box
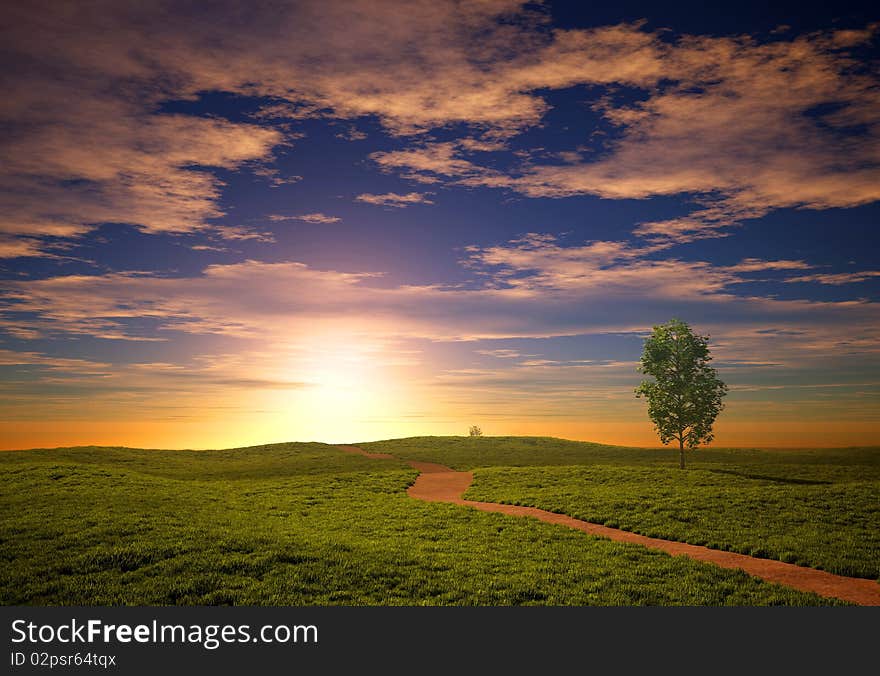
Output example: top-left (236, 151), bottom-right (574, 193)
top-left (337, 445), bottom-right (880, 606)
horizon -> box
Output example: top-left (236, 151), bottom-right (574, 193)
top-left (2, 1), bottom-right (879, 450)
top-left (3, 430), bottom-right (879, 453)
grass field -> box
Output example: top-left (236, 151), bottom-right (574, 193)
top-left (362, 437), bottom-right (880, 580)
top-left (0, 440), bottom-right (852, 606)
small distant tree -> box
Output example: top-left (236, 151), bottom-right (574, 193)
top-left (635, 319), bottom-right (727, 469)
top-left (468, 425), bottom-right (483, 437)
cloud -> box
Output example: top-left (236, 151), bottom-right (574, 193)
top-left (355, 192), bottom-right (434, 208)
top-left (725, 259), bottom-right (813, 273)
top-left (371, 142), bottom-right (493, 182)
top-left (191, 244), bottom-right (231, 252)
top-left (9, 0), bottom-right (533, 256)
top-left (251, 166), bottom-right (304, 188)
top-left (335, 127), bottom-right (368, 141)
top-left (0, 236), bottom-right (47, 259)
top-left (363, 24), bottom-right (880, 241)
top-left (0, 345), bottom-right (316, 425)
top-left (3, 236), bottom-right (877, 361)
top-left (476, 349), bottom-right (526, 358)
top-left (785, 271), bottom-right (880, 285)
top-left (214, 226), bottom-right (276, 242)
top-left (0, 94), bottom-right (282, 251)
top-left (2, 3), bottom-right (878, 256)
top-left (462, 233), bottom-right (680, 291)
top-left (0, 349), bottom-right (111, 374)
top-left (458, 138), bottom-right (510, 152)
top-left (252, 103), bottom-right (327, 121)
top-left (269, 213), bottom-right (342, 224)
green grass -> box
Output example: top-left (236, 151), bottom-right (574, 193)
top-left (0, 441), bottom-right (845, 605)
top-left (363, 436), bottom-right (880, 580)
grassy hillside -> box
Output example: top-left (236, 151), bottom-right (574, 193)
top-left (0, 441), bottom-right (843, 605)
top-left (362, 437), bottom-right (880, 579)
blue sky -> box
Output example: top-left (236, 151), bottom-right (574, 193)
top-left (0, 0), bottom-right (878, 448)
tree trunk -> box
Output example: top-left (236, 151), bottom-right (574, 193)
top-left (678, 437), bottom-right (685, 470)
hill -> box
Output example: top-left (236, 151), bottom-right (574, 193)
top-left (2, 437), bottom-right (876, 605)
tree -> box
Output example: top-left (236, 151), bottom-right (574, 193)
top-left (635, 319), bottom-right (727, 469)
top-left (468, 425), bottom-right (483, 437)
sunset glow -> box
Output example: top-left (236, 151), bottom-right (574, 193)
top-left (1, 1), bottom-right (879, 449)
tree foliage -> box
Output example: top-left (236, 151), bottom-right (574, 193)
top-left (635, 319), bottom-right (727, 468)
top-left (468, 425), bottom-right (483, 437)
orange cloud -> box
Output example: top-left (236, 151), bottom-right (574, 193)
top-left (0, 98), bottom-right (282, 247)
top-left (3, 3), bottom-right (878, 255)
top-left (269, 213), bottom-right (342, 224)
top-left (3, 236), bottom-right (878, 359)
top-left (355, 192), bottom-right (434, 208)
top-left (724, 259), bottom-right (813, 273)
top-left (785, 271), bottom-right (880, 285)
top-left (363, 24), bottom-right (880, 241)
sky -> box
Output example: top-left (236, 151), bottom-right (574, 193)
top-left (1, 0), bottom-right (879, 449)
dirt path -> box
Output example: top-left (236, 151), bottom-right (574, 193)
top-left (335, 445), bottom-right (880, 605)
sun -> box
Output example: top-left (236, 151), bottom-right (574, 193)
top-left (257, 337), bottom-right (413, 443)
